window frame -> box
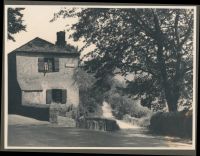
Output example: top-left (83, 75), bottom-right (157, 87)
top-left (38, 57), bottom-right (59, 73)
top-left (46, 89), bottom-right (67, 104)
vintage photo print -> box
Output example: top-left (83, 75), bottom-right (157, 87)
top-left (2, 2), bottom-right (198, 152)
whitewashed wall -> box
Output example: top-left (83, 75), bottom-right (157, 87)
top-left (16, 53), bottom-right (79, 107)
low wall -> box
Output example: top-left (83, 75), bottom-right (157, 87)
top-left (49, 103), bottom-right (76, 127)
top-left (76, 117), bottom-right (120, 131)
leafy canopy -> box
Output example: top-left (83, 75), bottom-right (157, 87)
top-left (8, 8), bottom-right (26, 41)
top-left (51, 8), bottom-right (194, 112)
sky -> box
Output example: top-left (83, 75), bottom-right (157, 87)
top-left (5, 5), bottom-right (90, 57)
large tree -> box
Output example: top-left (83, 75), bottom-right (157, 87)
top-left (51, 8), bottom-right (194, 112)
top-left (8, 8), bottom-right (26, 41)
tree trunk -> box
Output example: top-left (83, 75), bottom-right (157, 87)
top-left (166, 95), bottom-right (178, 112)
top-left (168, 103), bottom-right (178, 112)
top-left (164, 86), bottom-right (179, 112)
top-left (156, 42), bottom-right (179, 112)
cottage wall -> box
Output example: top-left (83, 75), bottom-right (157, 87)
top-left (16, 53), bottom-right (79, 107)
top-left (22, 91), bottom-right (45, 105)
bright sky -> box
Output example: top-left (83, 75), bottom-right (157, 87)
top-left (5, 5), bottom-right (90, 57)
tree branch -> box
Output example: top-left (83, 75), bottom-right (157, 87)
top-left (179, 14), bottom-right (193, 47)
top-left (174, 11), bottom-right (180, 46)
top-left (132, 9), bottom-right (154, 38)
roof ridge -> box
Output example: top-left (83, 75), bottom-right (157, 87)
top-left (13, 37), bottom-right (54, 52)
top-left (12, 36), bottom-right (79, 55)
top-left (33, 37), bottom-right (55, 46)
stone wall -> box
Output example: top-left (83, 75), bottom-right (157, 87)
top-left (49, 103), bottom-right (77, 127)
top-left (77, 117), bottom-right (120, 131)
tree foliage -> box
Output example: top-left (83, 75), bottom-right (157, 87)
top-left (105, 86), bottom-right (152, 120)
top-left (73, 67), bottom-right (102, 117)
top-left (8, 8), bottom-right (26, 41)
top-left (52, 8), bottom-right (194, 112)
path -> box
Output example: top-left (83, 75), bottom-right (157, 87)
top-left (102, 101), bottom-right (139, 129)
top-left (7, 114), bottom-right (192, 148)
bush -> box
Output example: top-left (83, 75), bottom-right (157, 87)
top-left (122, 114), bottom-right (152, 127)
top-left (107, 93), bottom-right (152, 120)
top-left (149, 110), bottom-right (192, 138)
top-left (77, 88), bottom-right (103, 118)
top-left (73, 67), bottom-right (103, 118)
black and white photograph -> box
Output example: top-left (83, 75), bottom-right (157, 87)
top-left (3, 2), bottom-right (197, 151)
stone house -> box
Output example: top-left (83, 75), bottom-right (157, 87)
top-left (8, 31), bottom-right (80, 121)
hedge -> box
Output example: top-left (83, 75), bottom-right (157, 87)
top-left (149, 110), bottom-right (192, 138)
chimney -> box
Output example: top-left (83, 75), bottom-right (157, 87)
top-left (55, 31), bottom-right (66, 47)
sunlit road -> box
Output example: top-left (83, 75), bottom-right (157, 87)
top-left (8, 124), bottom-right (192, 147)
top-left (7, 113), bottom-right (192, 148)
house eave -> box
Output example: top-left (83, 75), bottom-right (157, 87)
top-left (15, 50), bottom-right (80, 57)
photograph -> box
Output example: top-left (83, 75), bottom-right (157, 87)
top-left (2, 2), bottom-right (197, 152)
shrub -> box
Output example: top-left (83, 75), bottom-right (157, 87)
top-left (78, 88), bottom-right (103, 118)
top-left (49, 103), bottom-right (78, 123)
top-left (122, 113), bottom-right (153, 127)
top-left (149, 110), bottom-right (192, 138)
top-left (107, 93), bottom-right (152, 119)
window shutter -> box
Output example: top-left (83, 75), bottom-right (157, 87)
top-left (54, 58), bottom-right (59, 72)
top-left (61, 89), bottom-right (67, 104)
top-left (48, 61), bottom-right (53, 72)
top-left (46, 90), bottom-right (52, 104)
top-left (38, 58), bottom-right (44, 72)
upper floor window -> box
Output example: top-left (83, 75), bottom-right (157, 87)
top-left (38, 57), bottom-right (59, 72)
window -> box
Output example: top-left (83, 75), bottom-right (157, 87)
top-left (46, 89), bottom-right (67, 104)
top-left (38, 57), bottom-right (59, 72)
top-left (44, 62), bottom-right (49, 71)
top-left (52, 89), bottom-right (62, 103)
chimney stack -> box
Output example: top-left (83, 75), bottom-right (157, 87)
top-left (56, 31), bottom-right (66, 47)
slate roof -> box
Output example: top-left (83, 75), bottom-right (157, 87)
top-left (14, 37), bottom-right (79, 54)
